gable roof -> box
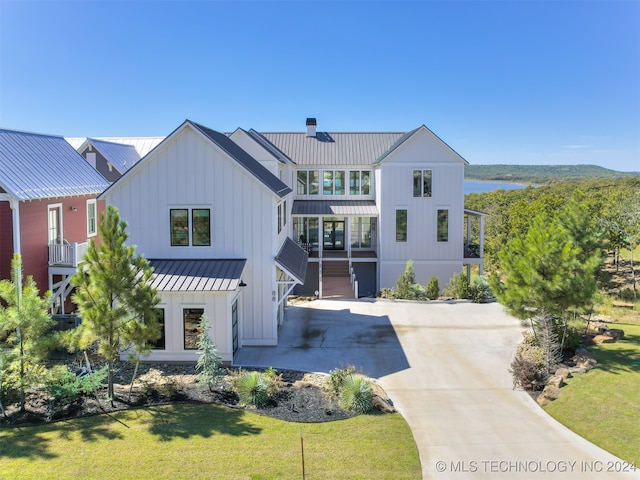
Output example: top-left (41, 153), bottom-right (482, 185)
top-left (189, 121), bottom-right (292, 198)
top-left (246, 129), bottom-right (295, 164)
top-left (67, 136), bottom-right (164, 158)
top-left (374, 125), bottom-right (469, 165)
top-left (83, 138), bottom-right (141, 174)
top-left (100, 120), bottom-right (292, 201)
top-left (260, 132), bottom-right (405, 166)
top-left (0, 129), bottom-right (110, 201)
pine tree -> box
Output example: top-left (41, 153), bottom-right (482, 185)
top-left (426, 276), bottom-right (440, 300)
top-left (0, 254), bottom-right (55, 411)
top-left (70, 205), bottom-right (160, 401)
top-left (395, 260), bottom-right (416, 299)
top-left (195, 314), bottom-right (224, 391)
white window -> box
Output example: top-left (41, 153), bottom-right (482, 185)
top-left (86, 199), bottom-right (97, 237)
top-left (413, 170), bottom-right (432, 197)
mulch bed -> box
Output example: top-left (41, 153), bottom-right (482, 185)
top-left (0, 361), bottom-right (361, 427)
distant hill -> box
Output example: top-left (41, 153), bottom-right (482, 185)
top-left (465, 164), bottom-right (638, 184)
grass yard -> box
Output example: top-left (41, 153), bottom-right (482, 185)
top-left (0, 404), bottom-right (421, 480)
top-left (545, 321), bottom-right (640, 464)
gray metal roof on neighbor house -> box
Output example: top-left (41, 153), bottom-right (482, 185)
top-left (260, 132), bottom-right (405, 166)
top-left (190, 121), bottom-right (292, 198)
top-left (67, 136), bottom-right (165, 158)
top-left (148, 259), bottom-right (246, 291)
top-left (292, 200), bottom-right (379, 216)
top-left (0, 129), bottom-right (110, 201)
top-left (275, 238), bottom-right (308, 284)
top-left (86, 138), bottom-right (141, 173)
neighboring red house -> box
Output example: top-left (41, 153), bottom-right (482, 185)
top-left (0, 129), bottom-right (110, 312)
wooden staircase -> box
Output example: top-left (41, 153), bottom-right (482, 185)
top-left (322, 261), bottom-right (350, 277)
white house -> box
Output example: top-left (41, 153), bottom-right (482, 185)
top-left (100, 118), bottom-right (484, 363)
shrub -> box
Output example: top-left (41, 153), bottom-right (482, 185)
top-left (44, 365), bottom-right (108, 417)
top-left (395, 261), bottom-right (416, 299)
top-left (377, 288), bottom-right (396, 299)
top-left (410, 283), bottom-right (428, 301)
top-left (510, 355), bottom-right (545, 391)
top-left (325, 365), bottom-right (356, 398)
top-left (263, 366), bottom-right (283, 398)
top-left (339, 374), bottom-right (373, 413)
top-left (237, 371), bottom-right (269, 407)
top-left (468, 277), bottom-right (493, 303)
top-left (444, 272), bottom-right (470, 299)
top-left (426, 276), bottom-right (440, 300)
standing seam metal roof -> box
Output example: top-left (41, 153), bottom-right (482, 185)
top-left (259, 132), bottom-right (405, 166)
top-left (148, 259), bottom-right (246, 292)
top-left (190, 121), bottom-right (292, 198)
top-left (0, 129), bottom-right (110, 200)
top-left (275, 238), bottom-right (308, 284)
top-left (291, 200), bottom-right (379, 216)
top-left (86, 138), bottom-right (141, 174)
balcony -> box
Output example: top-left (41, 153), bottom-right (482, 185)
top-left (48, 241), bottom-right (88, 268)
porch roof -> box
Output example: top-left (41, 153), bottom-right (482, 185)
top-left (275, 238), bottom-right (308, 284)
top-left (148, 259), bottom-right (246, 292)
top-left (292, 200), bottom-right (378, 216)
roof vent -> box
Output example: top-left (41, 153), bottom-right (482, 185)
top-left (306, 118), bottom-right (317, 137)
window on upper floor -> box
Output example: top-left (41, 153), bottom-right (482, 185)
top-left (413, 170), bottom-right (432, 197)
top-left (396, 209), bottom-right (407, 242)
top-left (170, 208), bottom-right (211, 246)
top-left (297, 171), bottom-right (308, 195)
top-left (437, 209), bottom-right (449, 242)
top-left (86, 199), bottom-right (97, 237)
top-left (323, 171), bottom-right (333, 195)
top-left (277, 202), bottom-right (283, 234)
top-left (349, 170), bottom-right (372, 195)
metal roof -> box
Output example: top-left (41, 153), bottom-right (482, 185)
top-left (275, 237), bottom-right (308, 284)
top-left (246, 129), bottom-right (295, 164)
top-left (86, 138), bottom-right (140, 174)
top-left (292, 200), bottom-right (379, 216)
top-left (66, 136), bottom-right (164, 158)
top-left (260, 132), bottom-right (405, 166)
top-left (148, 259), bottom-right (246, 292)
top-left (190, 121), bottom-right (292, 198)
top-left (0, 129), bottom-right (110, 201)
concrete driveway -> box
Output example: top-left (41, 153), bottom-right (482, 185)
top-left (234, 299), bottom-right (638, 479)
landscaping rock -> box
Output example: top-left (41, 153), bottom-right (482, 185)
top-left (572, 350), bottom-right (597, 370)
top-left (580, 335), bottom-right (595, 346)
top-left (607, 328), bottom-right (625, 341)
top-left (546, 375), bottom-right (564, 389)
top-left (536, 386), bottom-right (561, 407)
top-left (372, 394), bottom-right (396, 413)
top-left (554, 368), bottom-right (571, 380)
top-left (593, 334), bottom-right (615, 344)
top-left (568, 366), bottom-right (587, 375)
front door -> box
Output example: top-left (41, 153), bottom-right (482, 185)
top-left (48, 204), bottom-right (63, 244)
top-left (323, 220), bottom-right (345, 250)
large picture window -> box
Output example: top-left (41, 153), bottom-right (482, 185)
top-left (437, 209), bottom-right (449, 242)
top-left (396, 209), bottom-right (407, 242)
top-left (323, 171), bottom-right (334, 195)
top-left (413, 170), bottom-right (432, 197)
top-left (349, 171), bottom-right (371, 195)
top-left (297, 171), bottom-right (308, 195)
top-left (183, 308), bottom-right (204, 350)
top-left (170, 208), bottom-right (210, 246)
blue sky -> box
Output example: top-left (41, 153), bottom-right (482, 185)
top-left (1, 0), bottom-right (638, 172)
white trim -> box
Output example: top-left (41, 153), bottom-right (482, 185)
top-left (47, 203), bottom-right (64, 244)
top-left (86, 199), bottom-right (97, 237)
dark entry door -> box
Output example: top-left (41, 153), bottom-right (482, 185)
top-left (323, 221), bottom-right (345, 250)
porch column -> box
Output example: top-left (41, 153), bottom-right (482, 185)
top-left (479, 216), bottom-right (485, 276)
top-left (466, 213), bottom-right (472, 249)
top-left (318, 217), bottom-right (323, 299)
top-left (9, 198), bottom-right (21, 257)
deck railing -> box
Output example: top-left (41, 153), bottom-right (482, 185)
top-left (48, 241), bottom-right (88, 267)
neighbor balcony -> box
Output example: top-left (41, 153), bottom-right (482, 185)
top-left (48, 241), bottom-right (88, 268)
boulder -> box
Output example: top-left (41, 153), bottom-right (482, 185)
top-left (593, 335), bottom-right (615, 345)
top-left (372, 394), bottom-right (396, 413)
top-left (572, 350), bottom-right (597, 370)
top-left (536, 386), bottom-right (561, 407)
top-left (580, 335), bottom-right (595, 346)
top-left (546, 375), bottom-right (564, 389)
top-left (606, 329), bottom-right (625, 341)
top-left (568, 366), bottom-right (587, 375)
top-left (554, 368), bottom-right (571, 380)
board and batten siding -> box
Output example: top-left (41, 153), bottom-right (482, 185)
top-left (104, 125), bottom-right (281, 353)
top-left (377, 129), bottom-right (465, 289)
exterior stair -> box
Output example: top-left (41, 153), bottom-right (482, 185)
top-left (322, 260), bottom-right (350, 277)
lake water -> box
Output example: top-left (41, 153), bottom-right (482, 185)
top-left (464, 180), bottom-right (527, 195)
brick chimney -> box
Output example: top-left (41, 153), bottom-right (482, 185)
top-left (306, 118), bottom-right (317, 137)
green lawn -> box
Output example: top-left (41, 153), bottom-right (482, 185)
top-left (545, 321), bottom-right (640, 463)
top-left (0, 404), bottom-right (421, 479)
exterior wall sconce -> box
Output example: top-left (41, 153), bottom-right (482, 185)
top-left (239, 281), bottom-right (247, 287)
top-left (70, 205), bottom-right (77, 212)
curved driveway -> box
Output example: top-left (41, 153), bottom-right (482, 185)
top-left (234, 299), bottom-right (638, 479)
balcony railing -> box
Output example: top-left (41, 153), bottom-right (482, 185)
top-left (48, 241), bottom-right (88, 267)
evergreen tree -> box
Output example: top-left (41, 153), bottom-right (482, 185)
top-left (70, 205), bottom-right (160, 401)
top-left (195, 314), bottom-right (224, 391)
top-left (395, 260), bottom-right (416, 299)
top-left (0, 254), bottom-right (55, 411)
top-left (426, 276), bottom-right (440, 300)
